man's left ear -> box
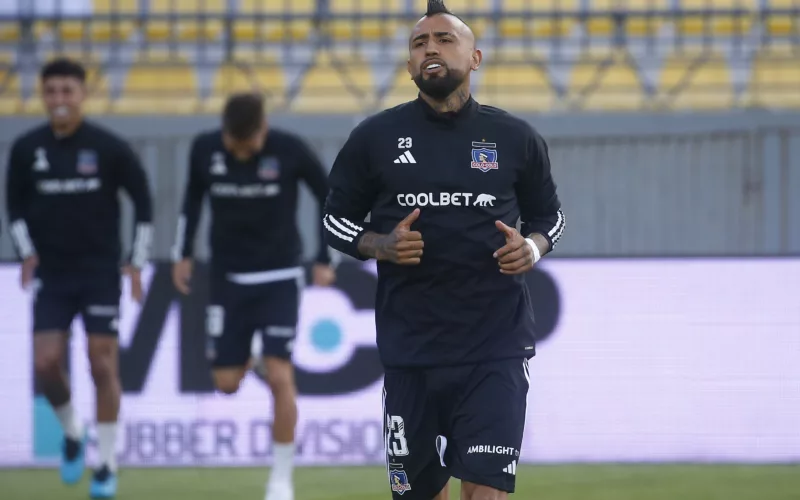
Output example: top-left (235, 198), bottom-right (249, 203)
top-left (471, 49), bottom-right (482, 71)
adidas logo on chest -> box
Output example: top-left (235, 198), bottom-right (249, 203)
top-left (394, 151), bottom-right (416, 164)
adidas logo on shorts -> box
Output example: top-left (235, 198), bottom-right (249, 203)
top-left (503, 460), bottom-right (517, 476)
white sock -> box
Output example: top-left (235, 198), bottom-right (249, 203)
top-left (97, 423), bottom-right (118, 473)
top-left (269, 442), bottom-right (295, 484)
top-left (53, 402), bottom-right (83, 440)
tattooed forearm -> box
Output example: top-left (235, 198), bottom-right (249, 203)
top-left (357, 232), bottom-right (389, 260)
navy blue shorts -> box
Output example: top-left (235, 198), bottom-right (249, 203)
top-left (32, 268), bottom-right (121, 336)
top-left (206, 269), bottom-right (303, 368)
top-left (383, 358), bottom-right (530, 498)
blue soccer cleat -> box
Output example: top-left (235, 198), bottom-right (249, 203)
top-left (60, 436), bottom-right (86, 485)
top-left (89, 466), bottom-right (117, 499)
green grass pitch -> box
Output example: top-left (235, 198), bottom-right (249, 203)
top-left (2, 464), bottom-right (799, 499)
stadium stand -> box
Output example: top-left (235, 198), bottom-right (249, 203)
top-left (746, 43), bottom-right (800, 108)
top-left (209, 54), bottom-right (287, 111)
top-left (290, 48), bottom-right (376, 113)
top-left (119, 52), bottom-right (198, 113)
top-left (0, 0), bottom-right (797, 114)
top-left (146, 0), bottom-right (226, 43)
top-left (326, 0), bottom-right (405, 40)
top-left (659, 49), bottom-right (736, 109)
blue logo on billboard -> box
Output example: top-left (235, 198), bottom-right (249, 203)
top-left (310, 319), bottom-right (342, 353)
top-left (33, 396), bottom-right (64, 459)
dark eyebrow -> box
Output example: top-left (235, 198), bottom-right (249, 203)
top-left (411, 31), bottom-right (456, 44)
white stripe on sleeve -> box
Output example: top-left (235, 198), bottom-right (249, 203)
top-left (337, 217), bottom-right (364, 232)
top-left (549, 209), bottom-right (565, 247)
top-left (131, 223), bottom-right (153, 268)
top-left (10, 220), bottom-right (35, 259)
top-left (323, 215), bottom-right (354, 243)
top-left (171, 215), bottom-right (186, 262)
top-left (328, 216), bottom-right (359, 237)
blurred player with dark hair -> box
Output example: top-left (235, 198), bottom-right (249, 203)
top-left (323, 1), bottom-right (565, 499)
top-left (172, 92), bottom-right (335, 500)
top-left (5, 57), bottom-right (154, 499)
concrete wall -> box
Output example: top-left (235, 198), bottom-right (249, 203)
top-left (1, 110), bottom-right (799, 261)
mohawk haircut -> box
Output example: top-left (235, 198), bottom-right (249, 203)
top-left (424, 0), bottom-right (470, 30)
top-left (426, 0), bottom-right (453, 16)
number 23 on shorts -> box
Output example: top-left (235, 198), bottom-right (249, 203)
top-left (387, 414), bottom-right (409, 457)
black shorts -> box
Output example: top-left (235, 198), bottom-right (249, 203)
top-left (206, 269), bottom-right (303, 368)
top-left (383, 358), bottom-right (530, 498)
top-left (32, 268), bottom-right (121, 336)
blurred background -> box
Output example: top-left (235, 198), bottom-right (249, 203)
top-left (0, 1), bottom-right (799, 499)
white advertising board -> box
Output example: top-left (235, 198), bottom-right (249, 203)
top-left (0, 259), bottom-right (797, 466)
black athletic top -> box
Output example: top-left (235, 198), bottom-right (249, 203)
top-left (324, 96), bottom-right (565, 368)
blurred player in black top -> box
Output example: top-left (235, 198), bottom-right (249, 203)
top-left (323, 2), bottom-right (565, 499)
top-left (171, 93), bottom-right (335, 500)
top-left (5, 58), bottom-right (153, 499)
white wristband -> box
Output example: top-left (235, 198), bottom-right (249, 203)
top-left (525, 238), bottom-right (541, 265)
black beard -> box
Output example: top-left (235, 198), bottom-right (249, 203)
top-left (413, 68), bottom-right (465, 101)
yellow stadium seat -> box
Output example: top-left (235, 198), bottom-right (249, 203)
top-left (764, 0), bottom-right (799, 35)
top-left (586, 0), bottom-right (670, 36)
top-left (677, 0), bottom-right (758, 8)
top-left (568, 50), bottom-right (648, 110)
top-left (0, 23), bottom-right (20, 42)
top-left (589, 0), bottom-right (671, 9)
top-left (332, 0), bottom-right (405, 12)
top-left (0, 58), bottom-right (17, 92)
top-left (480, 62), bottom-right (557, 112)
top-left (233, 22), bottom-right (313, 41)
top-left (327, 0), bottom-right (404, 40)
top-left (291, 49), bottom-right (375, 113)
top-left (94, 0), bottom-right (140, 13)
top-left (379, 67), bottom-right (419, 110)
top-left (330, 0), bottom-right (405, 16)
top-left (659, 51), bottom-right (733, 110)
top-left (239, 0), bottom-right (315, 12)
top-left (0, 56), bottom-right (21, 115)
top-left (117, 54), bottom-right (198, 113)
top-left (206, 57), bottom-right (287, 111)
top-left (674, 0), bottom-right (758, 36)
top-left (53, 21), bottom-right (135, 43)
top-left (484, 44), bottom-right (545, 64)
top-left (764, 13), bottom-right (795, 36)
top-left (235, 0), bottom-right (315, 41)
top-left (0, 98), bottom-right (18, 116)
top-left (149, 0), bottom-right (226, 11)
top-left (45, 0), bottom-right (139, 42)
top-left (146, 0), bottom-right (226, 41)
top-left (745, 46), bottom-right (800, 109)
top-left (498, 0), bottom-right (580, 39)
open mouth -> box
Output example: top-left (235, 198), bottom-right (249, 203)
top-left (423, 60), bottom-right (445, 75)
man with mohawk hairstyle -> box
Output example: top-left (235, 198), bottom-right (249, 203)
top-left (324, 1), bottom-right (566, 498)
